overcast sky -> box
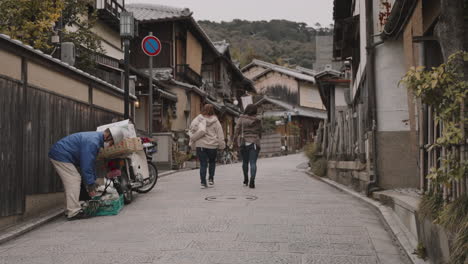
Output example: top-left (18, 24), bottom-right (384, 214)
top-left (125, 0), bottom-right (334, 27)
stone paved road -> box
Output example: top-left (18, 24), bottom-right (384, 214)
top-left (0, 154), bottom-right (411, 264)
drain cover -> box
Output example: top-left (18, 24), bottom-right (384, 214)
top-left (205, 195), bottom-right (258, 202)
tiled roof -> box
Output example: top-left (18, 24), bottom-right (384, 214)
top-left (255, 96), bottom-right (327, 119)
top-left (157, 88), bottom-right (178, 102)
top-left (295, 66), bottom-right (317, 76)
top-left (0, 34), bottom-right (135, 99)
top-left (126, 3), bottom-right (192, 22)
top-left (169, 79), bottom-right (206, 97)
top-left (243, 59), bottom-right (316, 83)
top-left (314, 69), bottom-right (342, 79)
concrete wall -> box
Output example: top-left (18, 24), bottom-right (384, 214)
top-left (418, 218), bottom-right (452, 264)
top-left (0, 193), bottom-right (64, 232)
top-left (28, 60), bottom-right (129, 114)
top-left (299, 82), bottom-right (325, 109)
top-left (376, 131), bottom-right (418, 188)
top-left (28, 61), bottom-right (89, 103)
top-left (373, 39), bottom-right (418, 189)
top-left (93, 88), bottom-right (124, 114)
top-left (186, 31), bottom-right (202, 75)
top-left (0, 50), bottom-right (21, 80)
top-left (375, 40), bottom-right (410, 132)
top-left (313, 35), bottom-right (342, 71)
top-left (327, 160), bottom-right (369, 193)
top-left (92, 21), bottom-right (123, 60)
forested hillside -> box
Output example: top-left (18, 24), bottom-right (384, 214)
top-left (198, 19), bottom-right (333, 68)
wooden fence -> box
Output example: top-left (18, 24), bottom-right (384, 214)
top-left (419, 104), bottom-right (467, 200)
top-left (316, 106), bottom-right (367, 162)
top-left (0, 74), bottom-right (121, 216)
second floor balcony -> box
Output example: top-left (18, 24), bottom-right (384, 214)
top-left (176, 64), bottom-right (203, 87)
top-left (96, 0), bottom-right (124, 30)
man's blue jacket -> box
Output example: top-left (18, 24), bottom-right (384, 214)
top-left (49, 132), bottom-right (104, 185)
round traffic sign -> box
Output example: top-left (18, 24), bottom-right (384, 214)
top-left (141, 36), bottom-right (162, 56)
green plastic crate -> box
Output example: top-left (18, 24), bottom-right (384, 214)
top-left (86, 194), bottom-right (124, 217)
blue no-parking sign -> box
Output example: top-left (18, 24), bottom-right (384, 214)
top-left (141, 35), bottom-right (162, 56)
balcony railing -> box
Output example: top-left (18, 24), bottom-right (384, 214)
top-left (94, 52), bottom-right (121, 70)
top-left (176, 64), bottom-right (203, 87)
top-left (93, 68), bottom-right (122, 88)
top-left (96, 0), bottom-right (124, 29)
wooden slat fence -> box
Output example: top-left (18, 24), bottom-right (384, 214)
top-left (422, 103), bottom-right (467, 200)
top-left (0, 74), bottom-right (122, 216)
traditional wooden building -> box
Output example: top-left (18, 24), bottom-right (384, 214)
top-left (127, 4), bottom-right (253, 152)
top-left (242, 60), bottom-right (326, 150)
top-left (242, 59), bottom-right (324, 110)
top-left (255, 96), bottom-right (327, 149)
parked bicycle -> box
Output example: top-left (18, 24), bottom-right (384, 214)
top-left (218, 145), bottom-right (237, 164)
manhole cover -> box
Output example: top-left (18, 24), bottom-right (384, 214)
top-left (205, 195), bottom-right (258, 202)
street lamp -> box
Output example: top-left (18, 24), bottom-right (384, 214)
top-left (120, 11), bottom-right (135, 119)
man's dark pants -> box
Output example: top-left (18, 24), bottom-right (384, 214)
top-left (196, 147), bottom-right (218, 185)
top-left (240, 144), bottom-right (260, 183)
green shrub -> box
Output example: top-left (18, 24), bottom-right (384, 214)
top-left (439, 195), bottom-right (468, 264)
top-left (418, 193), bottom-right (468, 264)
top-left (311, 158), bottom-right (327, 177)
top-left (304, 143), bottom-right (319, 163)
top-left (418, 191), bottom-right (444, 221)
top-left (304, 143), bottom-right (326, 177)
top-left (450, 219), bottom-right (468, 264)
top-left (438, 195), bottom-right (468, 232)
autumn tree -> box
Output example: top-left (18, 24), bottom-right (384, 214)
top-left (0, 0), bottom-right (62, 51)
top-left (0, 0), bottom-right (104, 71)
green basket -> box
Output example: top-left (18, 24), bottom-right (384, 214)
top-left (85, 194), bottom-right (124, 217)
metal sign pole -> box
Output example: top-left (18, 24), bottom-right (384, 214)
top-left (148, 32), bottom-right (153, 136)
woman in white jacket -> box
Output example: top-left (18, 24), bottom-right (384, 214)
top-left (189, 104), bottom-right (225, 188)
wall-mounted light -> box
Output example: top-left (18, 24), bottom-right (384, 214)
top-left (135, 100), bottom-right (141, 109)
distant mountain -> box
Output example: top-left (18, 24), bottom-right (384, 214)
top-left (198, 19), bottom-right (333, 69)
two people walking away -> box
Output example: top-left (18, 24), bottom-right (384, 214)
top-left (188, 103), bottom-right (262, 189)
top-left (234, 104), bottom-right (262, 189)
top-left (189, 104), bottom-right (225, 189)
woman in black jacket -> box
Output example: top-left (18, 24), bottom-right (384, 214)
top-left (233, 104), bottom-right (262, 188)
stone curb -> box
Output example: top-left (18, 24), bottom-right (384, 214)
top-left (158, 168), bottom-right (193, 178)
top-left (0, 208), bottom-right (64, 245)
top-left (304, 171), bottom-right (428, 264)
top-left (158, 170), bottom-right (178, 178)
top-left (0, 170), bottom-right (182, 246)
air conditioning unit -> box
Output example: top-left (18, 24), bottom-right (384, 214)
top-left (61, 42), bottom-right (75, 66)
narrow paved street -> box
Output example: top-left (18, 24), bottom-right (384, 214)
top-left (0, 154), bottom-right (410, 264)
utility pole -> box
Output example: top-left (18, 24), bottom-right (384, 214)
top-left (148, 32), bottom-right (153, 135)
top-left (124, 38), bottom-right (130, 119)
